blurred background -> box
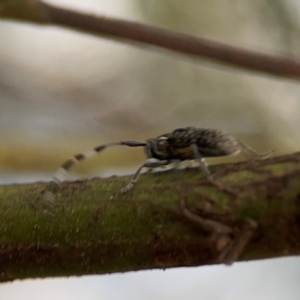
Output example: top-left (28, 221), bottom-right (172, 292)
top-left (0, 0), bottom-right (300, 299)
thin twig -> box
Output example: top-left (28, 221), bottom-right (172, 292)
top-left (33, 1), bottom-right (300, 80)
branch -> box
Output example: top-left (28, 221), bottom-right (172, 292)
top-left (1, 152), bottom-right (300, 282)
top-left (1, 0), bottom-right (300, 80)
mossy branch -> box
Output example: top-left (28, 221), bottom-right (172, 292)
top-left (1, 0), bottom-right (300, 80)
top-left (1, 152), bottom-right (300, 282)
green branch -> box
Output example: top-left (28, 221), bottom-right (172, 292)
top-left (1, 0), bottom-right (300, 80)
top-left (1, 153), bottom-right (300, 282)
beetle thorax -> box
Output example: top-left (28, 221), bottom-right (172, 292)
top-left (145, 136), bottom-right (171, 160)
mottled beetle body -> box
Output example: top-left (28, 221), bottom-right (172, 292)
top-left (162, 127), bottom-right (240, 158)
top-left (42, 126), bottom-right (272, 264)
top-left (53, 126), bottom-right (272, 192)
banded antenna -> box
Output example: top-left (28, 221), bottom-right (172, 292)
top-left (53, 140), bottom-right (146, 184)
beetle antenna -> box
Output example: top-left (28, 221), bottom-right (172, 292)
top-left (53, 140), bottom-right (146, 184)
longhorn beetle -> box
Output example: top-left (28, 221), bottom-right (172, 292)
top-left (52, 126), bottom-right (272, 192)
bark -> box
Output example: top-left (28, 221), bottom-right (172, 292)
top-left (1, 153), bottom-right (300, 282)
top-left (0, 0), bottom-right (300, 81)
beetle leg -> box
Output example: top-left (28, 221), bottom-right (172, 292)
top-left (120, 158), bottom-right (173, 193)
top-left (190, 144), bottom-right (212, 180)
top-left (238, 140), bottom-right (274, 160)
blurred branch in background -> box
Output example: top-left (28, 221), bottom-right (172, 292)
top-left (1, 0), bottom-right (300, 80)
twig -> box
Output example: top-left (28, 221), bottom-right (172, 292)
top-left (2, 1), bottom-right (299, 80)
top-left (33, 1), bottom-right (300, 80)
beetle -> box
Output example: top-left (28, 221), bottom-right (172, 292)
top-left (52, 126), bottom-right (272, 192)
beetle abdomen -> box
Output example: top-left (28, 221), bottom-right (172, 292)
top-left (168, 127), bottom-right (240, 158)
